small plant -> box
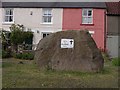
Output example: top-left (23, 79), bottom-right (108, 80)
top-left (2, 50), bottom-right (11, 58)
top-left (102, 52), bottom-right (111, 62)
top-left (112, 58), bottom-right (120, 66)
top-left (14, 52), bottom-right (34, 60)
top-left (15, 53), bottom-right (23, 59)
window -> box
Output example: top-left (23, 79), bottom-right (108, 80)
top-left (42, 9), bottom-right (52, 23)
top-left (42, 32), bottom-right (51, 38)
top-left (82, 9), bottom-right (93, 24)
top-left (4, 8), bottom-right (14, 23)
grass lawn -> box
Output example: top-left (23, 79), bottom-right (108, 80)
top-left (2, 57), bottom-right (119, 88)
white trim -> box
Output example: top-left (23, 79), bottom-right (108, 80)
top-left (2, 22), bottom-right (14, 25)
top-left (41, 22), bottom-right (53, 25)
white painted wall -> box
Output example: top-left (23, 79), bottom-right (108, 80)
top-left (107, 35), bottom-right (120, 58)
top-left (1, 8), bottom-right (63, 48)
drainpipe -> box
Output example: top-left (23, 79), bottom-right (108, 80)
top-left (104, 9), bottom-right (107, 52)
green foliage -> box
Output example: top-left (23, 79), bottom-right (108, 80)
top-left (10, 24), bottom-right (33, 45)
top-left (10, 24), bottom-right (25, 45)
top-left (2, 50), bottom-right (11, 58)
top-left (1, 30), bottom-right (11, 51)
top-left (9, 24), bottom-right (33, 53)
top-left (112, 58), bottom-right (120, 66)
top-left (102, 52), bottom-right (110, 62)
top-left (1, 30), bottom-right (7, 44)
top-left (24, 31), bottom-right (33, 44)
top-left (14, 53), bottom-right (34, 60)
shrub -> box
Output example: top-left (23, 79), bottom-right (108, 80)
top-left (112, 58), bottom-right (120, 66)
top-left (2, 50), bottom-right (11, 58)
top-left (14, 53), bottom-right (34, 60)
top-left (15, 53), bottom-right (23, 59)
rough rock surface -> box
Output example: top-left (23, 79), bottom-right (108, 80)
top-left (35, 30), bottom-right (104, 72)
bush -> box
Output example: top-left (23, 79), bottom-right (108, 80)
top-left (2, 50), bottom-right (11, 58)
top-left (14, 53), bottom-right (34, 60)
top-left (112, 58), bottom-right (120, 66)
top-left (15, 53), bottom-right (23, 59)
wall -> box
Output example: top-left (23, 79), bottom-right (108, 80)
top-left (106, 36), bottom-right (120, 58)
top-left (107, 16), bottom-right (119, 35)
top-left (1, 8), bottom-right (63, 47)
top-left (107, 16), bottom-right (120, 58)
top-left (63, 8), bottom-right (106, 50)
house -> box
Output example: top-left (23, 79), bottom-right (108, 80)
top-left (62, 2), bottom-right (106, 50)
top-left (0, 2), bottom-right (63, 49)
top-left (0, 2), bottom-right (106, 50)
top-left (106, 2), bottom-right (120, 58)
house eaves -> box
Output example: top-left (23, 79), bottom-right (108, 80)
top-left (2, 2), bottom-right (106, 9)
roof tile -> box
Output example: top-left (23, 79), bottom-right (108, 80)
top-left (106, 2), bottom-right (120, 15)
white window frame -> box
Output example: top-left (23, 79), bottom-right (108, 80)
top-left (41, 32), bottom-right (52, 38)
top-left (42, 8), bottom-right (52, 24)
top-left (82, 9), bottom-right (93, 24)
top-left (3, 8), bottom-right (14, 24)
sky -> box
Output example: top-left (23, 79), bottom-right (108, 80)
top-left (0, 0), bottom-right (120, 2)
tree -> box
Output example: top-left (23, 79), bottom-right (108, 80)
top-left (10, 24), bottom-right (33, 53)
top-left (1, 30), bottom-right (10, 51)
top-left (10, 24), bottom-right (25, 53)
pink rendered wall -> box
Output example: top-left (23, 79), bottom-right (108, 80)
top-left (63, 8), bottom-right (106, 50)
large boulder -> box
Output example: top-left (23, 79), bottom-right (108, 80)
top-left (35, 30), bottom-right (104, 72)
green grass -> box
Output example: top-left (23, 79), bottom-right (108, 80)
top-left (112, 57), bottom-right (120, 66)
top-left (2, 58), bottom-right (119, 88)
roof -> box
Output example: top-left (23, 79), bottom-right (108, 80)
top-left (2, 2), bottom-right (106, 8)
top-left (106, 2), bottom-right (120, 15)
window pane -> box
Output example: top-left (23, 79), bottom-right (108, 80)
top-left (43, 16), bottom-right (47, 22)
top-left (83, 9), bottom-right (87, 16)
top-left (48, 10), bottom-right (52, 15)
top-left (88, 10), bottom-right (92, 16)
top-left (9, 16), bottom-right (13, 22)
top-left (10, 9), bottom-right (13, 15)
top-left (6, 10), bottom-right (10, 15)
top-left (48, 16), bottom-right (51, 22)
top-left (5, 16), bottom-right (9, 22)
top-left (82, 17), bottom-right (88, 23)
top-left (88, 17), bottom-right (92, 23)
top-left (43, 10), bottom-right (48, 15)
top-left (43, 9), bottom-right (52, 15)
top-left (43, 16), bottom-right (51, 23)
top-left (5, 9), bottom-right (13, 15)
